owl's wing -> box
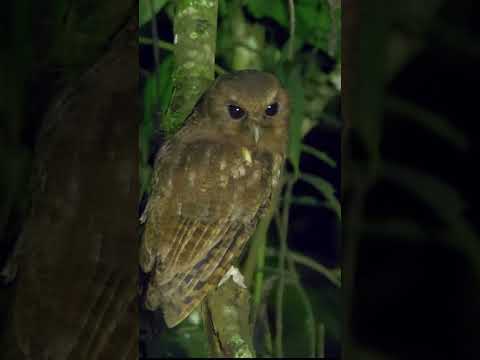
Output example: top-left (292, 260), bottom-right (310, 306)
top-left (140, 140), bottom-right (271, 327)
top-left (156, 217), bottom-right (252, 328)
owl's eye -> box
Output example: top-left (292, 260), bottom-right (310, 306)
top-left (265, 102), bottom-right (279, 116)
top-left (227, 105), bottom-right (246, 120)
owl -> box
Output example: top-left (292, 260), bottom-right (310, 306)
top-left (140, 70), bottom-right (290, 328)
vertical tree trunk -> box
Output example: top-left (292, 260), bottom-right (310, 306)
top-left (163, 0), bottom-right (219, 134)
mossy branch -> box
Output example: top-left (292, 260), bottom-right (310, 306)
top-left (163, 0), bottom-right (218, 135)
top-left (202, 279), bottom-right (255, 358)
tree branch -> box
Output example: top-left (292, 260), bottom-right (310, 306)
top-left (163, 0), bottom-right (218, 134)
top-left (202, 279), bottom-right (255, 357)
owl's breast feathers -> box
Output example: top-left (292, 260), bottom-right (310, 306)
top-left (140, 138), bottom-right (284, 327)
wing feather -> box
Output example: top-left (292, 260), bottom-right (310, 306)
top-left (141, 138), bottom-right (275, 327)
top-left (159, 222), bottom-right (246, 327)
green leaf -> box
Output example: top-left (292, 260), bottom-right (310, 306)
top-left (291, 196), bottom-right (322, 207)
top-left (302, 144), bottom-right (336, 167)
top-left (300, 173), bottom-right (341, 219)
top-left (295, 0), bottom-right (332, 51)
top-left (139, 0), bottom-right (169, 28)
top-left (245, 0), bottom-right (289, 27)
top-left (245, 0), bottom-right (336, 54)
top-left (157, 55), bottom-right (175, 113)
top-left (280, 284), bottom-right (315, 357)
top-left (305, 283), bottom-right (341, 342)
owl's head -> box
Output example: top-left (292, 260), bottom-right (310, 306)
top-left (200, 70), bottom-right (290, 149)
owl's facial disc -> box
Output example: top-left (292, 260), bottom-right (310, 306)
top-left (204, 70), bottom-right (289, 147)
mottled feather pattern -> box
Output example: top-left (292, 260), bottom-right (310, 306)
top-left (161, 220), bottom-right (257, 327)
top-left (140, 70), bottom-right (289, 328)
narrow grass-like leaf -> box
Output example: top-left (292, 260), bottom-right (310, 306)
top-left (279, 283), bottom-right (314, 357)
top-left (300, 173), bottom-right (341, 219)
top-left (302, 144), bottom-right (336, 167)
top-left (266, 248), bottom-right (341, 288)
top-left (157, 55), bottom-right (175, 113)
top-left (291, 196), bottom-right (323, 207)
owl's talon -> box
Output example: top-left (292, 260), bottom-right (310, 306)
top-left (218, 266), bottom-right (247, 289)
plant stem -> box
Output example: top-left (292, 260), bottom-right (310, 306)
top-left (274, 176), bottom-right (295, 357)
top-left (287, 0), bottom-right (296, 61)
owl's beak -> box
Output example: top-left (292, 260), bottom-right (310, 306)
top-left (249, 124), bottom-right (261, 144)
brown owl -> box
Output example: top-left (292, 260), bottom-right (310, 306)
top-left (140, 70), bottom-right (289, 328)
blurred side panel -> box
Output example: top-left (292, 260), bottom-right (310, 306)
top-left (343, 0), bottom-right (480, 359)
top-left (1, 3), bottom-right (139, 360)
